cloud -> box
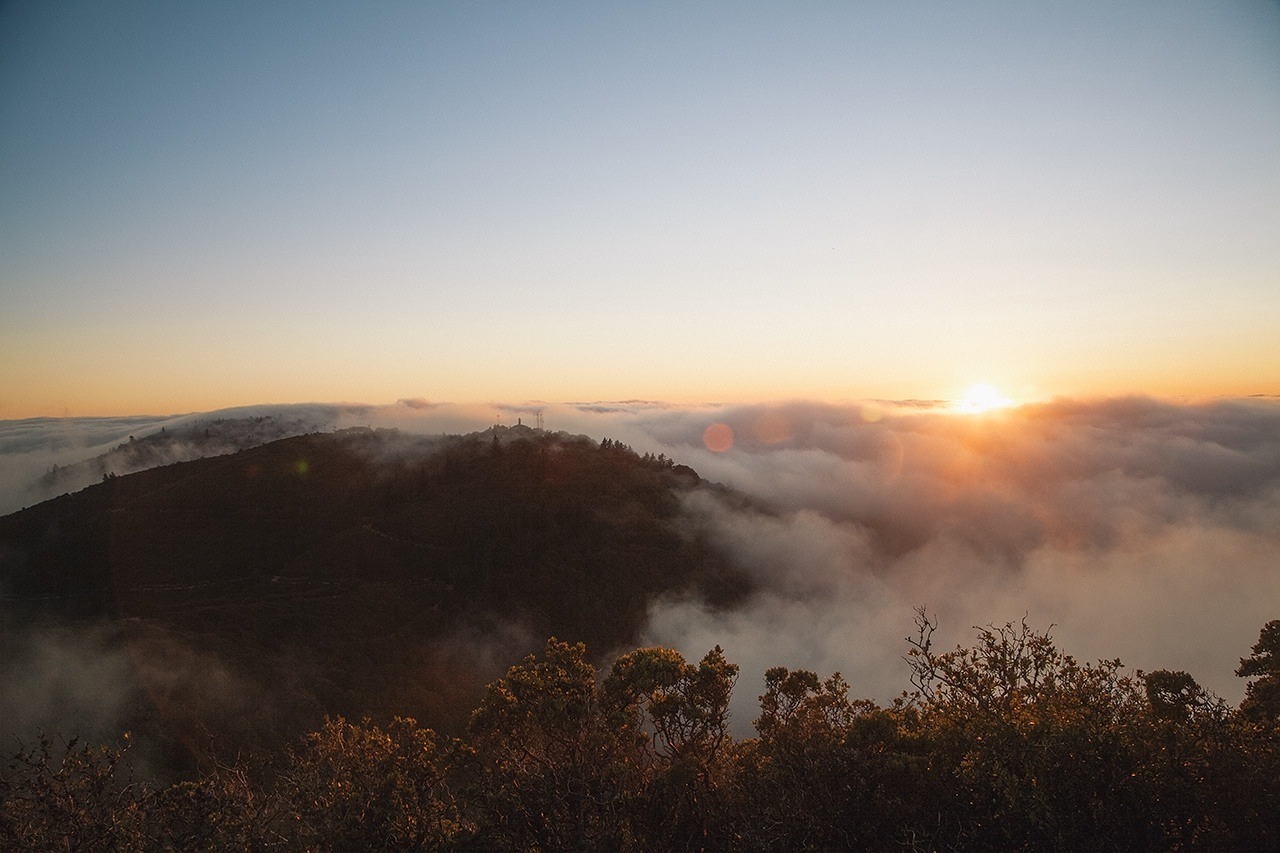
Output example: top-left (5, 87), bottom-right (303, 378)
top-left (0, 616), bottom-right (273, 776)
top-left (0, 416), bottom-right (177, 515)
top-left (618, 397), bottom-right (1280, 719)
top-left (3, 395), bottom-right (1277, 726)
top-left (0, 406), bottom-right (351, 515)
top-left (396, 397), bottom-right (438, 410)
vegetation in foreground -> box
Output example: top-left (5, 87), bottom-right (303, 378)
top-left (4, 614), bottom-right (1278, 851)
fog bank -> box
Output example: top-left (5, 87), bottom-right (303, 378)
top-left (4, 395), bottom-right (1277, 719)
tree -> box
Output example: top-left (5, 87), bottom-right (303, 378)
top-left (1237, 619), bottom-right (1280, 724)
top-left (1143, 669), bottom-right (1214, 723)
top-left (463, 638), bottom-right (645, 851)
top-left (606, 646), bottom-right (736, 766)
top-left (904, 609), bottom-right (1154, 849)
top-left (277, 715), bottom-right (462, 850)
top-left (0, 734), bottom-right (146, 850)
top-left (143, 757), bottom-right (278, 851)
top-left (736, 667), bottom-right (927, 849)
top-left (604, 646), bottom-right (739, 849)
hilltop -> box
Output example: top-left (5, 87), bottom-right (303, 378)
top-left (0, 426), bottom-right (750, 769)
top-left (10, 411), bottom-right (334, 513)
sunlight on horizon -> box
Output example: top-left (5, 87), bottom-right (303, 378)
top-left (955, 383), bottom-right (1014, 414)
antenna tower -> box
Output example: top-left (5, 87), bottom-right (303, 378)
top-left (535, 410), bottom-right (544, 430)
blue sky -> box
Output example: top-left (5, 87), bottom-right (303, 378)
top-left (2, 1), bottom-right (1278, 416)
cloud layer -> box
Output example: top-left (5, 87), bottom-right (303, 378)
top-left (603, 397), bottom-right (1280, 716)
top-left (4, 396), bottom-right (1277, 724)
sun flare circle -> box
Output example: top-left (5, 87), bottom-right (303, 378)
top-left (957, 383), bottom-right (1012, 414)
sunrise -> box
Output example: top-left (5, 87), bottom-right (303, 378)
top-left (1, 1), bottom-right (1278, 847)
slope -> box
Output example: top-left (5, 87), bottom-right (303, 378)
top-left (0, 426), bottom-right (751, 769)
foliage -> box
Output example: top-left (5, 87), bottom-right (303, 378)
top-left (605, 646), bottom-right (739, 849)
top-left (277, 716), bottom-right (463, 850)
top-left (902, 610), bottom-right (1279, 849)
top-left (142, 757), bottom-right (282, 850)
top-left (1237, 619), bottom-right (1280, 724)
top-left (0, 734), bottom-right (146, 850)
top-left (737, 667), bottom-right (926, 849)
top-left (2, 617), bottom-right (1279, 850)
top-left (906, 611), bottom-right (1159, 846)
top-left (462, 639), bottom-right (645, 851)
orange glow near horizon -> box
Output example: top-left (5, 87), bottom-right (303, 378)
top-left (956, 383), bottom-right (1014, 414)
top-left (0, 358), bottom-right (1276, 421)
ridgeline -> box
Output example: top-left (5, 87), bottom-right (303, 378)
top-left (0, 426), bottom-right (750, 767)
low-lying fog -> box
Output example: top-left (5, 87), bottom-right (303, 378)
top-left (3, 395), bottom-right (1277, 716)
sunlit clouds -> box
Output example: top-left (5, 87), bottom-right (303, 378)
top-left (607, 395), bottom-right (1280, 718)
top-left (6, 394), bottom-right (1277, 715)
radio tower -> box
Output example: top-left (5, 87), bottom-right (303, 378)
top-left (535, 410), bottom-right (544, 430)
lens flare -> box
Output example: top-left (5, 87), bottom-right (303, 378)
top-left (703, 422), bottom-right (735, 452)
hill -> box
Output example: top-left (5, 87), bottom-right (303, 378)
top-left (0, 426), bottom-right (751, 770)
top-left (11, 410), bottom-right (334, 514)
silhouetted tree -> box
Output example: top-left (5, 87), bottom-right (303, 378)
top-left (606, 646), bottom-right (739, 849)
top-left (1238, 619), bottom-right (1280, 724)
top-left (904, 609), bottom-right (1157, 848)
top-left (462, 639), bottom-right (645, 851)
top-left (4, 616), bottom-right (1280, 849)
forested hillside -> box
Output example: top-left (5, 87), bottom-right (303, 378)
top-left (0, 426), bottom-right (750, 767)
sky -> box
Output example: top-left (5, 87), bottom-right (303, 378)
top-left (2, 1), bottom-right (1278, 418)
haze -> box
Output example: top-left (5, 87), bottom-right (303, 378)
top-left (4, 397), bottom-right (1278, 717)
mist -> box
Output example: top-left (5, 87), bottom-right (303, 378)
top-left (604, 396), bottom-right (1280, 715)
top-left (0, 405), bottom-right (369, 516)
top-left (3, 395), bottom-right (1277, 726)
top-left (0, 621), bottom-right (135, 746)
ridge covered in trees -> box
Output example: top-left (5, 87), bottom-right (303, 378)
top-left (3, 616), bottom-right (1278, 850)
top-left (0, 426), bottom-right (750, 767)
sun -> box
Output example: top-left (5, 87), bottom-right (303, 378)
top-left (956, 383), bottom-right (1012, 414)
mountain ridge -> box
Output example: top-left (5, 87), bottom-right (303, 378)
top-left (0, 426), bottom-right (752, 770)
